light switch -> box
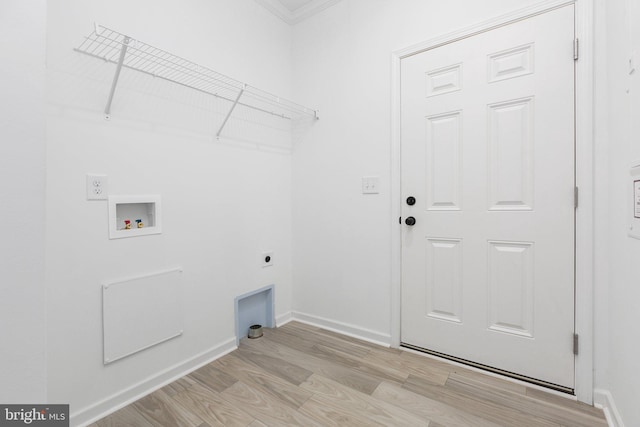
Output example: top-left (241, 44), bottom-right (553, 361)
top-left (362, 176), bottom-right (380, 194)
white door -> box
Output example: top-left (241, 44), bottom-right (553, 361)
top-left (401, 5), bottom-right (576, 389)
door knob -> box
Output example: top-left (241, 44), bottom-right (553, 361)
top-left (405, 216), bottom-right (416, 226)
top-left (406, 196), bottom-right (416, 206)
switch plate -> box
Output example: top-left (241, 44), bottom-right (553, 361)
top-left (87, 174), bottom-right (108, 200)
top-left (262, 251), bottom-right (274, 268)
top-left (362, 176), bottom-right (380, 194)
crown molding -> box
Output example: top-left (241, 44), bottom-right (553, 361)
top-left (255, 0), bottom-right (342, 25)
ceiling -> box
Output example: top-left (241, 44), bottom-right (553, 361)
top-left (277, 0), bottom-right (315, 12)
top-left (254, 0), bottom-right (342, 25)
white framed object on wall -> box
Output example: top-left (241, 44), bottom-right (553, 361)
top-left (108, 195), bottom-right (162, 239)
top-left (102, 267), bottom-right (183, 364)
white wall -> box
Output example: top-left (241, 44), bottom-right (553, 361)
top-left (592, 0), bottom-right (611, 398)
top-left (44, 1), bottom-right (296, 423)
top-left (0, 0), bottom-right (47, 403)
top-left (291, 0), bottom-right (572, 341)
top-left (603, 0), bottom-right (640, 424)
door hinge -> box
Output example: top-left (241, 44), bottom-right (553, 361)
top-left (574, 38), bottom-right (579, 61)
top-left (573, 333), bottom-right (579, 355)
top-left (574, 186), bottom-right (579, 209)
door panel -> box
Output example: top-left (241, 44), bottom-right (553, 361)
top-left (426, 111), bottom-right (462, 211)
top-left (426, 237), bottom-right (463, 323)
top-left (487, 240), bottom-right (534, 338)
top-left (400, 5), bottom-right (575, 389)
top-left (487, 97), bottom-right (534, 210)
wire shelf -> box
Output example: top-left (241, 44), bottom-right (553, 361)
top-left (74, 24), bottom-right (318, 134)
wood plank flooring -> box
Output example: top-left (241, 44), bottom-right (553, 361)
top-left (91, 322), bottom-right (606, 427)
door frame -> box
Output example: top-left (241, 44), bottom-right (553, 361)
top-left (389, 0), bottom-right (595, 403)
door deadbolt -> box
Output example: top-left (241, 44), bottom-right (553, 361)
top-left (406, 196), bottom-right (416, 206)
top-left (405, 216), bottom-right (416, 226)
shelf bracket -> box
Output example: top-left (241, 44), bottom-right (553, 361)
top-left (216, 84), bottom-right (246, 139)
top-left (104, 36), bottom-right (130, 120)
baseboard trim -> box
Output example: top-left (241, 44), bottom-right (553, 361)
top-left (72, 337), bottom-right (237, 427)
top-left (290, 311), bottom-right (391, 347)
top-left (594, 389), bottom-right (625, 427)
top-left (276, 311), bottom-right (293, 327)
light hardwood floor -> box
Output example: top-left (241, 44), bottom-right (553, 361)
top-left (90, 322), bottom-right (607, 427)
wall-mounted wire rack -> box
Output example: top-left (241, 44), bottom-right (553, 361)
top-left (74, 24), bottom-right (318, 137)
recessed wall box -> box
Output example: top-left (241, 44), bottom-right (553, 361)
top-left (108, 195), bottom-right (162, 239)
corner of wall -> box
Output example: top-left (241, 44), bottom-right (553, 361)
top-left (594, 389), bottom-right (625, 427)
top-left (276, 311), bottom-right (293, 326)
top-left (291, 311), bottom-right (391, 347)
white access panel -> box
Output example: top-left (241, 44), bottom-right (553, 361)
top-left (102, 268), bottom-right (183, 364)
top-left (629, 162), bottom-right (640, 239)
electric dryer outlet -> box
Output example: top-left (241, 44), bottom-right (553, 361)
top-left (262, 252), bottom-right (274, 267)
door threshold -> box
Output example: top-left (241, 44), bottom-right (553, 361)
top-left (400, 342), bottom-right (574, 395)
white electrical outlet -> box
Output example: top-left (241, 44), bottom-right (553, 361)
top-left (262, 251), bottom-right (274, 268)
top-left (87, 174), bottom-right (108, 200)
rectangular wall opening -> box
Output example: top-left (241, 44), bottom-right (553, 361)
top-left (234, 285), bottom-right (274, 346)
